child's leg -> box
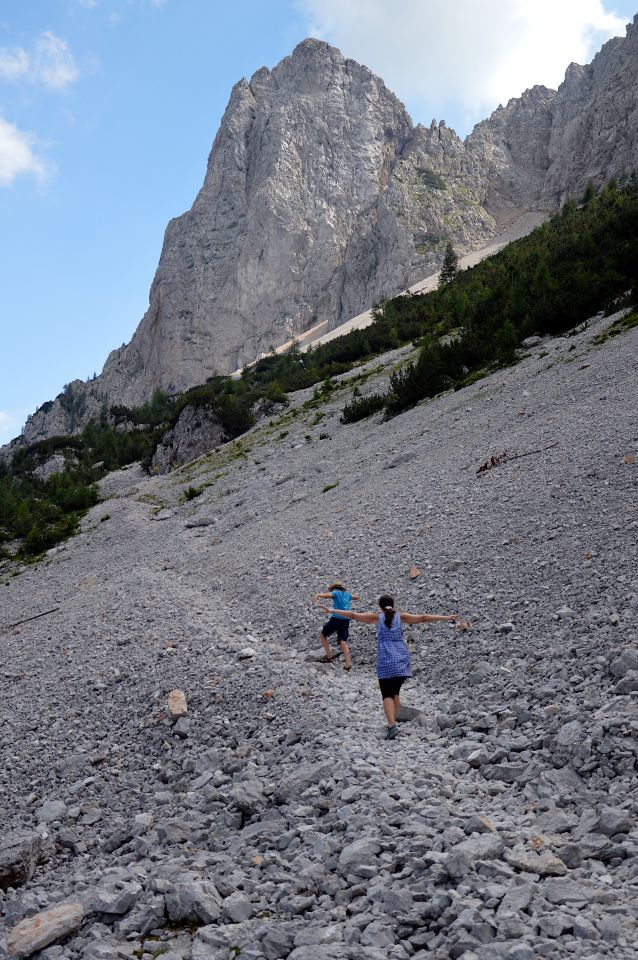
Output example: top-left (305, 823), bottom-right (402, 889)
top-left (339, 639), bottom-right (352, 669)
top-left (320, 630), bottom-right (333, 660)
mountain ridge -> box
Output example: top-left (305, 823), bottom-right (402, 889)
top-left (8, 15), bottom-right (638, 448)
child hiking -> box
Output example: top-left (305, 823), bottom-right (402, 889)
top-left (312, 581), bottom-right (359, 670)
top-left (320, 594), bottom-right (467, 738)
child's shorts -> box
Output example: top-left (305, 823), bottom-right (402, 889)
top-left (322, 617), bottom-right (350, 642)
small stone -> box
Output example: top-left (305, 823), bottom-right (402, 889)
top-left (237, 647), bottom-right (257, 660)
top-left (505, 843), bottom-right (567, 876)
top-left (595, 806), bottom-right (632, 837)
top-left (93, 879), bottom-right (142, 915)
top-left (557, 605), bottom-right (575, 619)
top-left (222, 892), bottom-right (253, 923)
top-left (615, 670), bottom-right (638, 694)
top-left (573, 916), bottom-right (600, 940)
top-left (36, 800), bottom-right (67, 824)
top-left (0, 833), bottom-right (41, 892)
top-left (467, 749), bottom-right (490, 768)
top-left (167, 689), bottom-right (188, 719)
top-left (173, 716), bottom-right (190, 738)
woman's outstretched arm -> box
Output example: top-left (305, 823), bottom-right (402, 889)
top-left (400, 613), bottom-right (461, 625)
top-left (319, 606), bottom-right (377, 624)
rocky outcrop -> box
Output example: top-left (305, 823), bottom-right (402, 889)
top-left (150, 403), bottom-right (225, 474)
top-left (8, 16), bottom-right (638, 446)
top-left (468, 15), bottom-right (638, 209)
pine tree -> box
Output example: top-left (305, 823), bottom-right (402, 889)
top-left (440, 241), bottom-right (459, 285)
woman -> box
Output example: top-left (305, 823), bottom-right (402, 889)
top-left (320, 594), bottom-right (465, 739)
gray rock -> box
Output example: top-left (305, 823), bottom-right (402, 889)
top-left (0, 832), bottom-right (41, 892)
top-left (165, 874), bottom-right (222, 924)
top-left (615, 670), bottom-right (638, 694)
top-left (92, 879), bottom-right (143, 915)
top-left (115, 894), bottom-right (166, 936)
top-left (36, 800), bottom-right (67, 824)
top-left (231, 779), bottom-right (265, 815)
top-left (609, 648), bottom-right (638, 677)
top-left (338, 837), bottom-right (382, 871)
top-left (221, 892), bottom-right (253, 923)
top-left (173, 716), bottom-right (190, 739)
top-left (505, 844), bottom-right (567, 876)
top-left (595, 806), bottom-right (633, 836)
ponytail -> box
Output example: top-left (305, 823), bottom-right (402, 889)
top-left (378, 594), bottom-right (395, 628)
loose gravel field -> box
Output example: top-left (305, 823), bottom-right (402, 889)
top-left (1, 311), bottom-right (637, 960)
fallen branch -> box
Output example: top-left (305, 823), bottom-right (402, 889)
top-left (476, 442), bottom-right (559, 476)
top-left (505, 441), bottom-right (559, 463)
top-left (1, 606), bottom-right (60, 633)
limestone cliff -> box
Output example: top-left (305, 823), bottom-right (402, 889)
top-left (95, 39), bottom-right (493, 408)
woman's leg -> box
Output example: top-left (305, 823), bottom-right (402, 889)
top-left (393, 692), bottom-right (401, 719)
top-left (320, 631), bottom-right (333, 661)
top-left (382, 695), bottom-right (396, 726)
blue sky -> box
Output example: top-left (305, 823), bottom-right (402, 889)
top-left (1, 0), bottom-right (636, 444)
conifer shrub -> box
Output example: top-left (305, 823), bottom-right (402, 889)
top-left (340, 393), bottom-right (386, 423)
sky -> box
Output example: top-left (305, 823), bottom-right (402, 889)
top-left (1, 0), bottom-right (636, 444)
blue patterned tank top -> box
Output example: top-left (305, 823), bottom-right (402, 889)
top-left (376, 612), bottom-right (412, 680)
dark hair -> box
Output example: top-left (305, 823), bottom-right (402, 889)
top-left (379, 594), bottom-right (395, 628)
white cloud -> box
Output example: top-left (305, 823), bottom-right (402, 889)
top-left (0, 46), bottom-right (30, 82)
top-left (0, 32), bottom-right (79, 91)
top-left (33, 32), bottom-right (79, 91)
top-left (109, 12), bottom-right (121, 25)
top-left (0, 409), bottom-right (26, 445)
top-left (0, 115), bottom-right (49, 186)
top-left (298, 0), bottom-right (628, 131)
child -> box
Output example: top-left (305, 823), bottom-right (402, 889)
top-left (312, 581), bottom-right (359, 670)
top-left (319, 594), bottom-right (468, 737)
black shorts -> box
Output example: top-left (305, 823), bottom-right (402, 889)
top-left (379, 676), bottom-right (406, 699)
top-left (322, 617), bottom-right (350, 642)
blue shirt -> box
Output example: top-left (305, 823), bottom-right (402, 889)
top-left (331, 590), bottom-right (352, 620)
top-left (376, 612), bottom-right (412, 679)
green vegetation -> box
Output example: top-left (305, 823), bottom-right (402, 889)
top-left (348, 175), bottom-right (638, 417)
top-left (417, 166), bottom-right (446, 190)
top-left (341, 392), bottom-right (386, 424)
top-left (439, 241), bottom-right (459, 285)
top-left (322, 482), bottom-right (339, 493)
top-left (3, 176), bottom-right (636, 559)
top-left (183, 484), bottom-right (204, 501)
top-left (0, 455), bottom-right (98, 559)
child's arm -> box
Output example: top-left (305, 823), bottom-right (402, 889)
top-left (312, 592), bottom-right (334, 604)
top-left (319, 606), bottom-right (377, 624)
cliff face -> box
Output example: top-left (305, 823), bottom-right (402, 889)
top-left (467, 15), bottom-right (638, 209)
top-left (13, 16), bottom-right (638, 446)
top-left (95, 39), bottom-right (494, 409)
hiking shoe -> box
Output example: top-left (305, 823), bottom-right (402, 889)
top-left (385, 725), bottom-right (398, 740)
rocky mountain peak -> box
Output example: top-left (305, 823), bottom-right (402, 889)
top-left (9, 22), bottom-right (638, 447)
